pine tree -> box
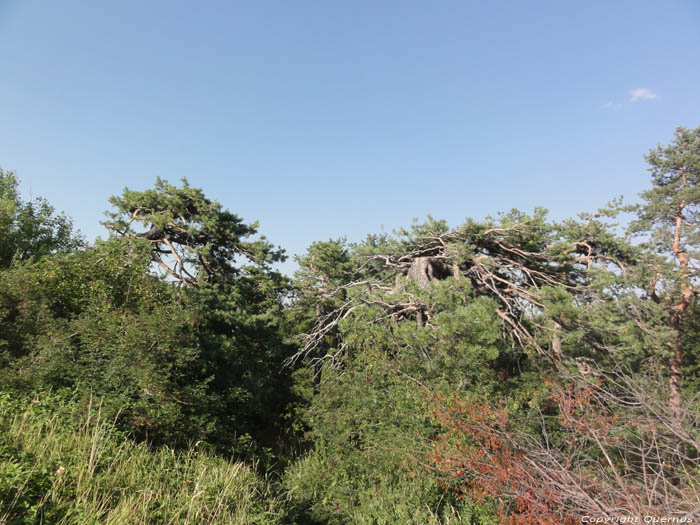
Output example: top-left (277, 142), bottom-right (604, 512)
top-left (104, 177), bottom-right (284, 285)
top-left (629, 125), bottom-right (700, 428)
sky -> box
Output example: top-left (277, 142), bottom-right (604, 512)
top-left (1, 1), bottom-right (699, 274)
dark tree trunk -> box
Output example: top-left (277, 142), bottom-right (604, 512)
top-left (313, 360), bottom-right (322, 396)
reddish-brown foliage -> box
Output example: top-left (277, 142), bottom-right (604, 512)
top-left (429, 369), bottom-right (700, 523)
top-left (430, 395), bottom-right (578, 524)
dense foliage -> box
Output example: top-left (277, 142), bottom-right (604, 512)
top-left (1, 126), bottom-right (699, 523)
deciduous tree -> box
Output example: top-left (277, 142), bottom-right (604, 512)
top-left (0, 168), bottom-right (82, 268)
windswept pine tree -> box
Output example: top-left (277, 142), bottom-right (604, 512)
top-left (104, 177), bottom-right (284, 286)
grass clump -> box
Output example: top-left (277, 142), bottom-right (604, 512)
top-left (0, 391), bottom-right (282, 524)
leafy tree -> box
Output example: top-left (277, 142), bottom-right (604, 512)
top-left (0, 238), bottom-right (208, 445)
top-left (0, 168), bottom-right (82, 268)
top-left (629, 125), bottom-right (700, 428)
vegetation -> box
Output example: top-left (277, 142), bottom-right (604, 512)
top-left (0, 392), bottom-right (281, 524)
top-left (0, 126), bottom-right (699, 523)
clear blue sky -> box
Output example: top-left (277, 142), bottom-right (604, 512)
top-left (1, 1), bottom-right (699, 273)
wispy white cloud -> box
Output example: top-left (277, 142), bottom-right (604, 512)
top-left (629, 88), bottom-right (658, 102)
top-left (602, 101), bottom-right (621, 110)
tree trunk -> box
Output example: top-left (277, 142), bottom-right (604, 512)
top-left (551, 321), bottom-right (563, 360)
top-left (668, 314), bottom-right (683, 429)
top-left (406, 257), bottom-right (438, 289)
top-left (669, 196), bottom-right (689, 430)
top-left (406, 257), bottom-right (458, 328)
top-left (313, 360), bottom-right (322, 396)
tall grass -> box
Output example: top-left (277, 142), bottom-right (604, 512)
top-left (0, 392), bottom-right (281, 524)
